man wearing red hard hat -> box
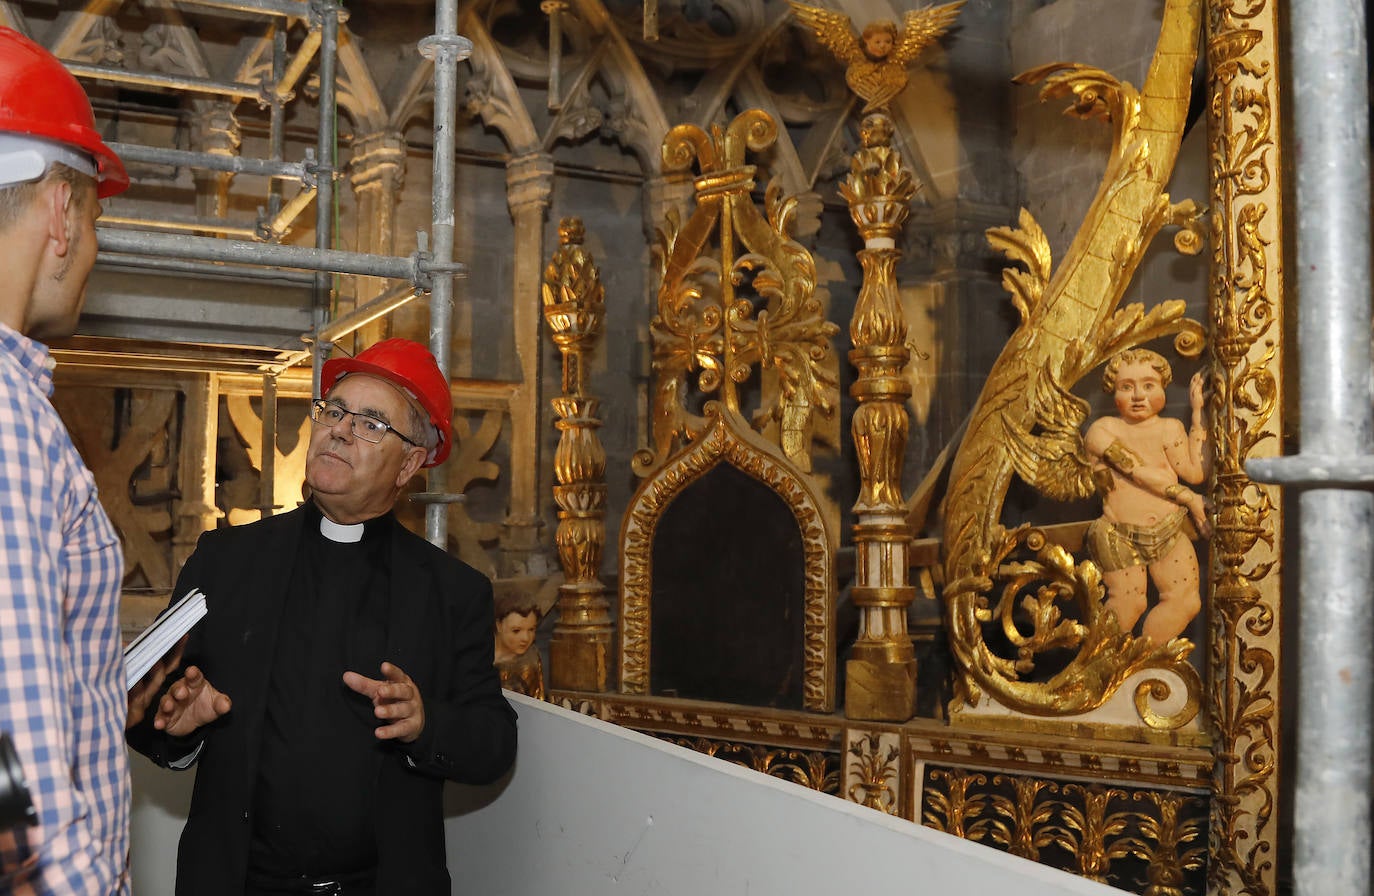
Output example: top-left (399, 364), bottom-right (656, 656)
top-left (0, 25), bottom-right (148, 895)
top-left (129, 339), bottom-right (517, 895)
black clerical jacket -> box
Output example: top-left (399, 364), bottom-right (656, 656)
top-left (127, 505), bottom-right (518, 896)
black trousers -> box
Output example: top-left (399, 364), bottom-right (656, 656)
top-left (243, 868), bottom-right (376, 896)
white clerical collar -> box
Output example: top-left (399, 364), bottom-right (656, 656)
top-left (319, 515), bottom-right (366, 543)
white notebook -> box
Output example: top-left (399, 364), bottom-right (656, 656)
top-left (124, 588), bottom-right (207, 690)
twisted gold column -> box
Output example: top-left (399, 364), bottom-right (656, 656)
top-left (842, 113), bottom-right (919, 721)
top-left (542, 218), bottom-right (612, 692)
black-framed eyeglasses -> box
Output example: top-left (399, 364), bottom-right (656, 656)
top-left (310, 398), bottom-right (420, 448)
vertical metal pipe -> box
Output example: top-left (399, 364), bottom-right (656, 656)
top-left (311, 3), bottom-right (340, 397)
top-left (269, 23), bottom-right (287, 219)
top-left (1289, 2), bottom-right (1374, 892)
top-left (420, 0), bottom-right (472, 548)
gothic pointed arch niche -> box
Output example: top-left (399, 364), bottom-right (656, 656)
top-left (619, 403), bottom-right (836, 712)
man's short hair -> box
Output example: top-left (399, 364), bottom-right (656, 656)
top-left (402, 400), bottom-right (439, 457)
top-left (0, 163), bottom-right (94, 231)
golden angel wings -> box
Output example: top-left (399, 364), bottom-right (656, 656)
top-left (1002, 361), bottom-right (1097, 502)
top-left (786, 0), bottom-right (965, 113)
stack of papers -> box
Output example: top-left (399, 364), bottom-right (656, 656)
top-left (124, 588), bottom-right (207, 690)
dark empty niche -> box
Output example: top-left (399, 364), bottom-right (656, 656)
top-left (649, 461), bottom-right (805, 709)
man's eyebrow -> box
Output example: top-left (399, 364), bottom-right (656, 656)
top-left (330, 397), bottom-right (393, 424)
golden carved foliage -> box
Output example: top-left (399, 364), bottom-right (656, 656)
top-left (1205, 2), bottom-right (1283, 893)
top-left (940, 0), bottom-right (1207, 725)
top-left (922, 767), bottom-right (1208, 892)
top-left (664, 735), bottom-right (840, 794)
top-left (642, 110), bottom-right (838, 477)
top-left (846, 733), bottom-right (900, 813)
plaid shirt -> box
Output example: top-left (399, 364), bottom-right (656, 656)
top-left (0, 323), bottom-right (129, 895)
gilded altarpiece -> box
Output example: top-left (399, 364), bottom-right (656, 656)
top-left (616, 110), bottom-right (842, 714)
top-left (606, 3), bottom-right (1284, 895)
top-left (890, 1), bottom-right (1283, 893)
top-left (547, 2), bottom-right (1286, 893)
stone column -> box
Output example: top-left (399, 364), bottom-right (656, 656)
top-left (542, 217), bottom-right (612, 693)
top-left (501, 152), bottom-right (557, 576)
top-left (174, 374), bottom-right (220, 575)
top-left (191, 101), bottom-right (241, 222)
top-left (841, 113), bottom-right (920, 722)
top-left (348, 129), bottom-right (408, 345)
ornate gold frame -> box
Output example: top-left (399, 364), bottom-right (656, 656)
top-left (1204, 1), bottom-right (1285, 893)
top-left (618, 403), bottom-right (837, 712)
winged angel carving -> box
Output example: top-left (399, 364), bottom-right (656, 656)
top-left (940, 0), bottom-right (1210, 729)
top-left (786, 1), bottom-right (965, 113)
top-left (1004, 350), bottom-right (1211, 646)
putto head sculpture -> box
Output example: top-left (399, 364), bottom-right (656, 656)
top-left (786, 1), bottom-right (965, 113)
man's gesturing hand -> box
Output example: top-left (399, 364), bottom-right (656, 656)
top-left (343, 662), bottom-right (425, 743)
top-left (128, 635), bottom-right (185, 730)
top-left (154, 664), bottom-right (231, 736)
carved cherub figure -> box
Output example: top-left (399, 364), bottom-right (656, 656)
top-left (494, 592), bottom-right (546, 700)
top-left (1084, 350), bottom-right (1210, 643)
top-left (1004, 349), bottom-right (1211, 644)
top-left (787, 0), bottom-right (966, 113)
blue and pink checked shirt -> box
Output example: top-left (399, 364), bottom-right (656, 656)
top-left (0, 323), bottom-right (129, 894)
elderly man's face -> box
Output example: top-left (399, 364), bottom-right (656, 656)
top-left (305, 373), bottom-right (426, 524)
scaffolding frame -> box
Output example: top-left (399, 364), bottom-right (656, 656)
top-left (68, 0), bottom-right (472, 547)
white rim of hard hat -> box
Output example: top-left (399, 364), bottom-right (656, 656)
top-left (0, 133), bottom-right (97, 190)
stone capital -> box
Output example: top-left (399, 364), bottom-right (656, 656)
top-left (642, 172), bottom-right (695, 239)
top-left (506, 153), bottom-right (556, 215)
top-left (191, 102), bottom-right (242, 157)
top-left (349, 130), bottom-right (408, 193)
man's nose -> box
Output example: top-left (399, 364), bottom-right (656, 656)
top-left (329, 413), bottom-right (355, 439)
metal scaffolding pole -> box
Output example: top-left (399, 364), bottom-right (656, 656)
top-left (172, 0), bottom-right (311, 18)
top-left (95, 253), bottom-right (314, 285)
top-left (101, 214), bottom-right (260, 240)
top-left (66, 61), bottom-right (262, 101)
top-left (268, 23), bottom-right (289, 219)
top-left (416, 0), bottom-right (473, 548)
top-left (95, 229), bottom-right (464, 283)
top-left (1248, 1), bottom-right (1374, 892)
top-left (109, 143), bottom-right (310, 182)
top-left (311, 3), bottom-right (341, 393)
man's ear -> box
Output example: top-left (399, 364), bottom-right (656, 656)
top-left (43, 179), bottom-right (76, 257)
top-left (394, 445), bottom-right (428, 487)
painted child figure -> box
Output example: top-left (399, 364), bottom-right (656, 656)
top-left (859, 19), bottom-right (898, 60)
top-left (494, 593), bottom-right (545, 700)
top-left (1083, 349), bottom-right (1211, 643)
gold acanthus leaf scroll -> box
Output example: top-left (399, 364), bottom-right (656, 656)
top-left (787, 0), bottom-right (965, 113)
top-left (940, 0), bottom-right (1207, 729)
top-left (637, 110), bottom-right (839, 478)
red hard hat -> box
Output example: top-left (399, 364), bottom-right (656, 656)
top-left (321, 339), bottom-right (452, 467)
top-left (0, 27), bottom-right (128, 198)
